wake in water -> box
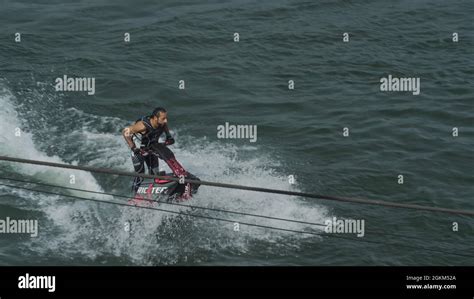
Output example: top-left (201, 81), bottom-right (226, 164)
top-left (0, 81), bottom-right (329, 265)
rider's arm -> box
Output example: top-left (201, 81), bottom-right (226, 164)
top-left (163, 124), bottom-right (172, 139)
top-left (122, 121), bottom-right (146, 150)
top-left (163, 124), bottom-right (175, 145)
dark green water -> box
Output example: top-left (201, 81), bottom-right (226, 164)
top-left (0, 0), bottom-right (472, 265)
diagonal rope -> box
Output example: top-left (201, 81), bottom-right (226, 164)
top-left (0, 176), bottom-right (465, 244)
top-left (1, 156), bottom-right (473, 216)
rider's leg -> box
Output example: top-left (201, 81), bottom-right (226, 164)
top-left (131, 151), bottom-right (145, 192)
top-left (145, 152), bottom-right (160, 175)
top-left (151, 144), bottom-right (191, 199)
top-left (152, 144), bottom-right (187, 177)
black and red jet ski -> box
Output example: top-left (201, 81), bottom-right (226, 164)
top-left (128, 143), bottom-right (200, 205)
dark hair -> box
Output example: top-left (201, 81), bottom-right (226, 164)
top-left (152, 107), bottom-right (167, 117)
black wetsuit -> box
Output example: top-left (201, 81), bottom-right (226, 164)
top-left (131, 116), bottom-right (171, 191)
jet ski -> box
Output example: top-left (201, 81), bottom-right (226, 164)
top-left (128, 143), bottom-right (201, 205)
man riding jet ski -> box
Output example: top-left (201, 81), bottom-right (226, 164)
top-left (121, 107), bottom-right (200, 203)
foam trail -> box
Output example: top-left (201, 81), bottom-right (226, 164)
top-left (0, 84), bottom-right (106, 197)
